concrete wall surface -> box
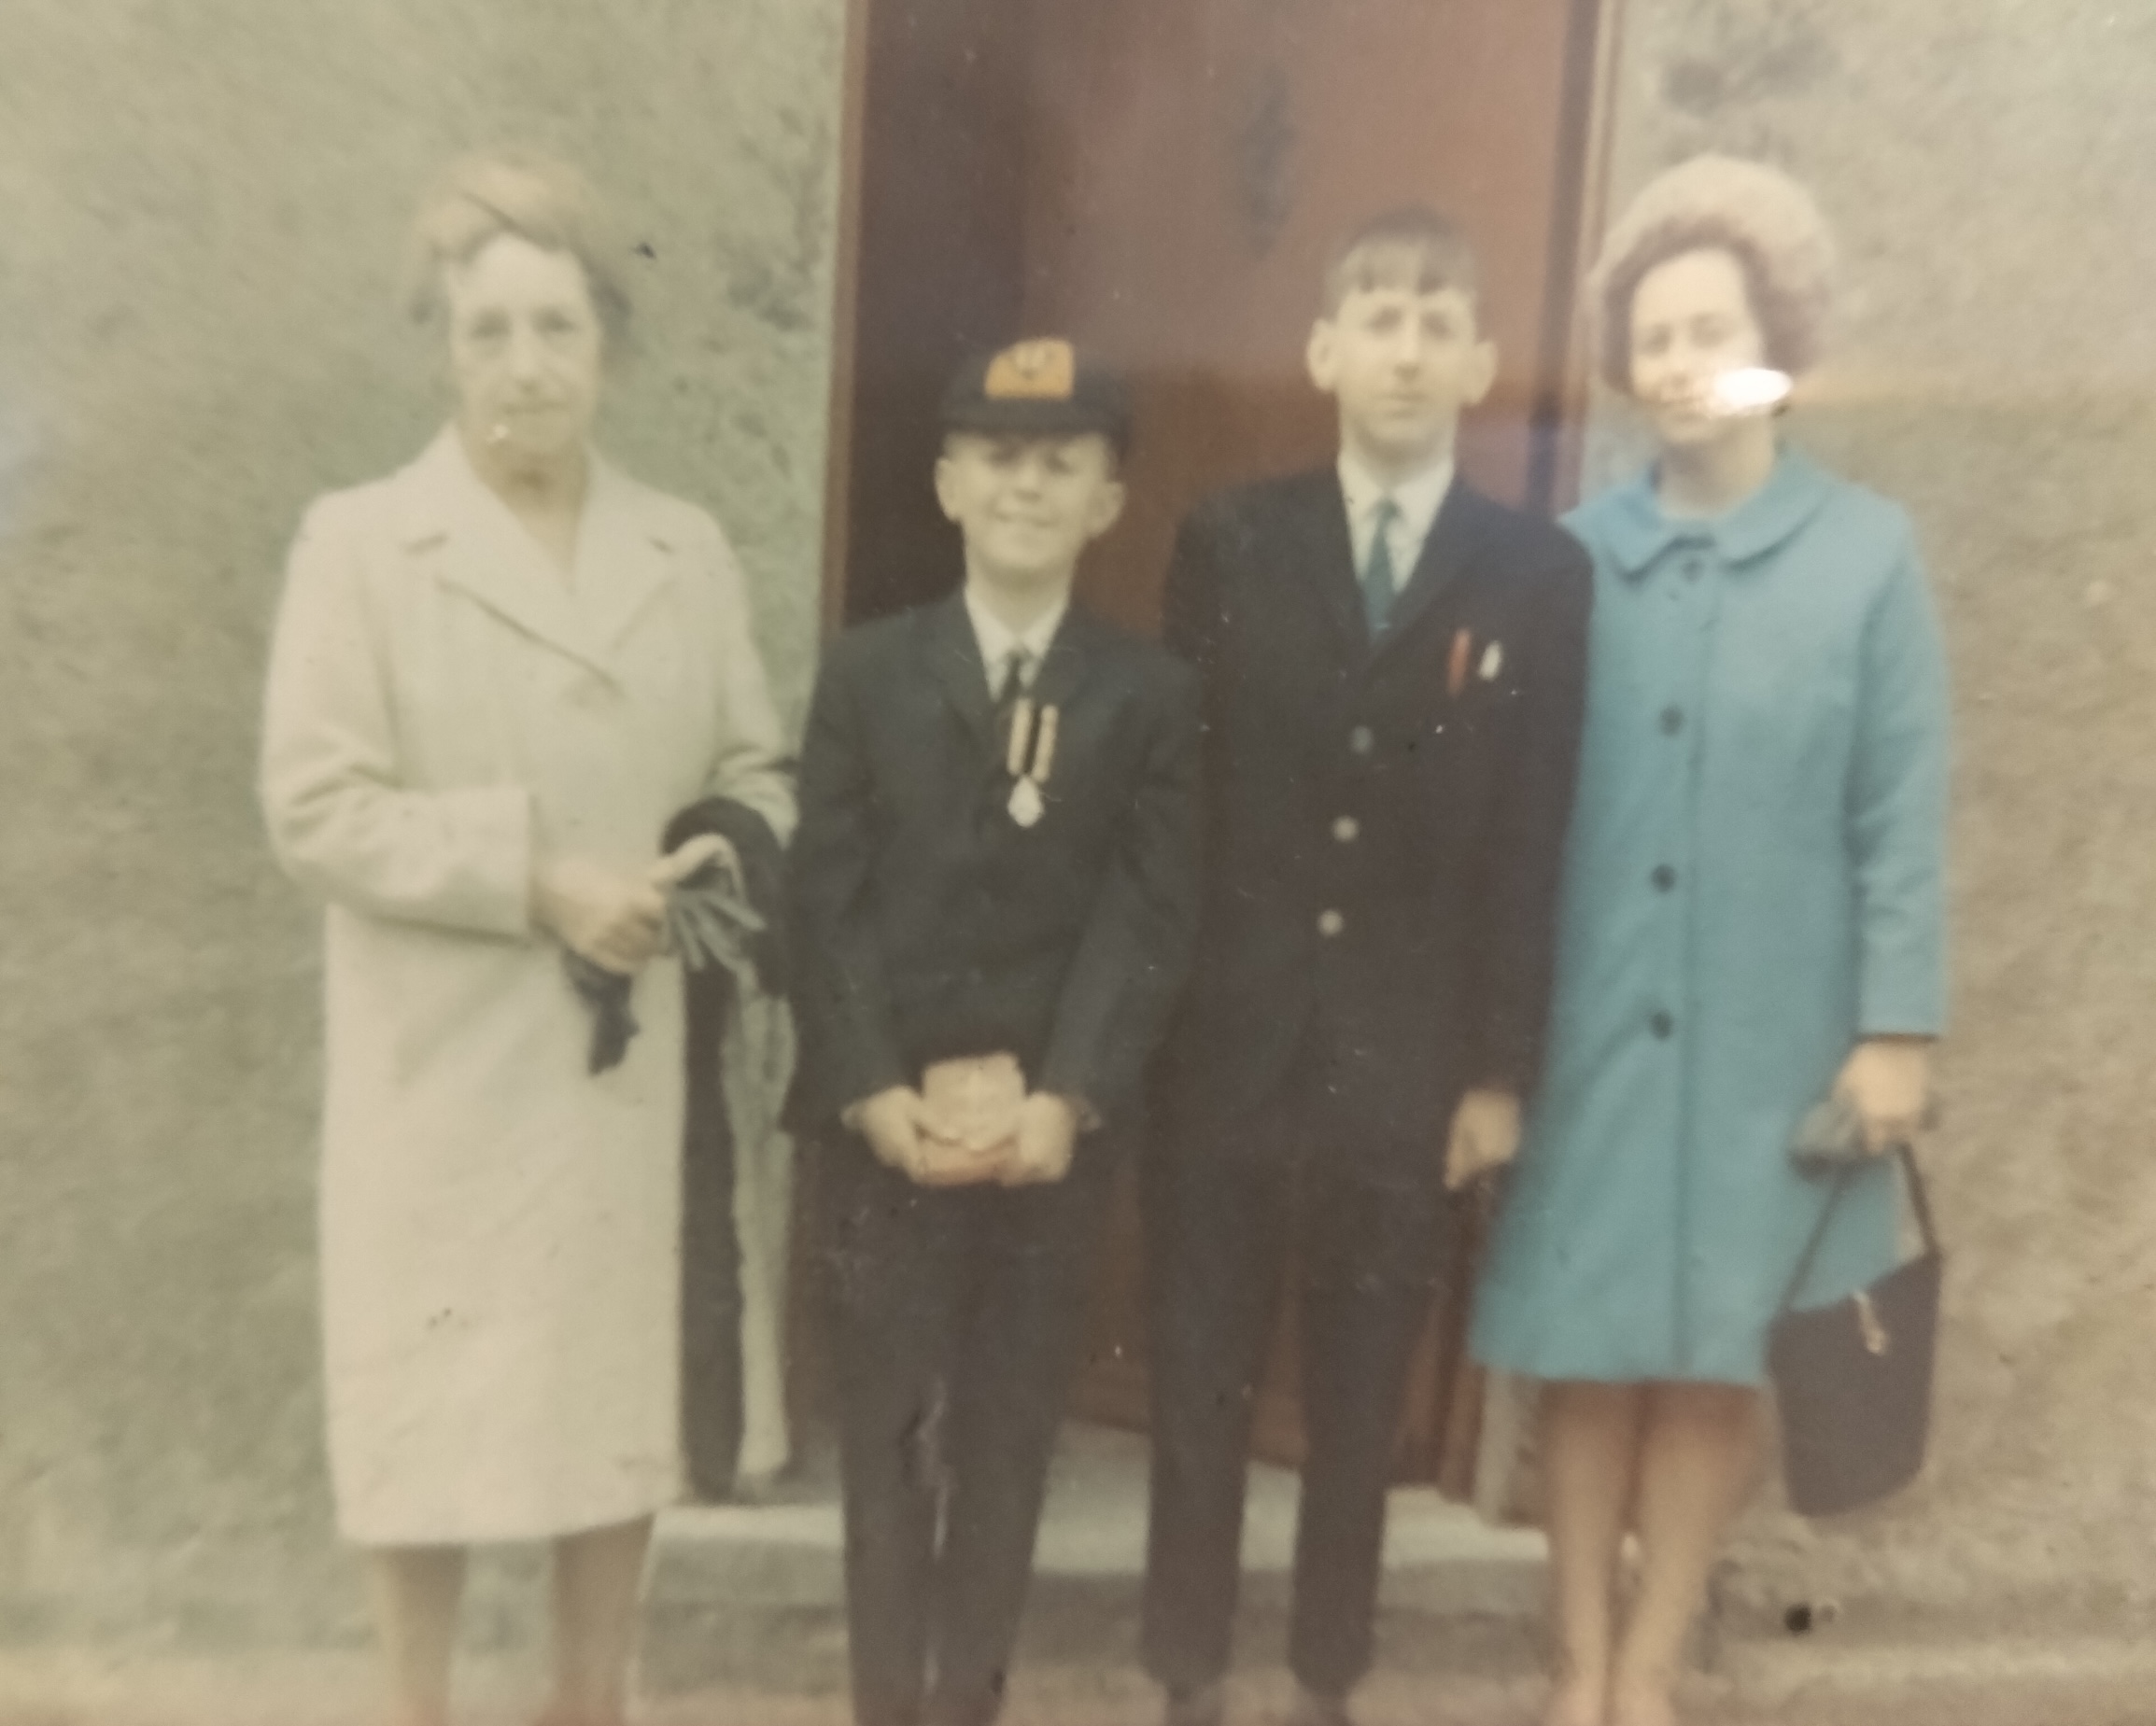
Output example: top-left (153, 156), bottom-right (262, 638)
top-left (1591, 0), bottom-right (2156, 1635)
top-left (0, 0), bottom-right (844, 1645)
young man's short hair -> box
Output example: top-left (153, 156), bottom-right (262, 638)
top-left (1319, 205), bottom-right (1481, 316)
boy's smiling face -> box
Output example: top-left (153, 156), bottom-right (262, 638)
top-left (1307, 280), bottom-right (1496, 481)
top-left (936, 431), bottom-right (1126, 597)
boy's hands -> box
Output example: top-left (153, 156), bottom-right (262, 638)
top-left (1443, 1087), bottom-right (1522, 1191)
top-left (853, 1061), bottom-right (1082, 1187)
top-left (853, 1086), bottom-right (933, 1175)
top-left (999, 1093), bottom-right (1079, 1186)
top-left (855, 1086), bottom-right (1008, 1186)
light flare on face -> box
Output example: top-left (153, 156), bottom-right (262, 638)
top-left (1707, 366), bottom-right (1792, 416)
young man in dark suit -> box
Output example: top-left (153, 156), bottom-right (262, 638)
top-left (790, 339), bottom-right (1201, 1726)
top-left (1142, 209), bottom-right (1594, 1726)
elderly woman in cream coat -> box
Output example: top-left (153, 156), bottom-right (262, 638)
top-left (261, 152), bottom-right (793, 1726)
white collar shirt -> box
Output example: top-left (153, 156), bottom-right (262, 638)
top-left (964, 586), bottom-right (1067, 695)
top-left (1337, 450), bottom-right (1456, 584)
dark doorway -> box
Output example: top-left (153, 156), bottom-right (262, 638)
top-left (813, 0), bottom-right (1615, 1474)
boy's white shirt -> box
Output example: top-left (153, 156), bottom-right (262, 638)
top-left (1337, 448), bottom-right (1454, 581)
top-left (964, 583), bottom-right (1068, 694)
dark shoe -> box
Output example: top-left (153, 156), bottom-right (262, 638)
top-left (1283, 1684), bottom-right (1355, 1726)
top-left (1163, 1679), bottom-right (1226, 1726)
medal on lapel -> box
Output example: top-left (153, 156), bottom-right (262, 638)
top-left (1005, 699), bottom-right (1058, 828)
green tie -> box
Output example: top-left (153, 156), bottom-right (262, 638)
top-left (1361, 498), bottom-right (1401, 636)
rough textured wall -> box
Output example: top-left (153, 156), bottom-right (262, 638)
top-left (0, 0), bottom-right (843, 1643)
top-left (1592, 0), bottom-right (2156, 1632)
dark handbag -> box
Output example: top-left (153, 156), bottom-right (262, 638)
top-left (1766, 1143), bottom-right (1942, 1517)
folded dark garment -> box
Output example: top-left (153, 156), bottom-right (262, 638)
top-left (562, 798), bottom-right (789, 1076)
top-left (662, 796), bottom-right (789, 998)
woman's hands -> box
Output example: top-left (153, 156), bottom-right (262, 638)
top-left (533, 857), bottom-right (667, 974)
top-left (532, 836), bottom-right (733, 975)
top-left (1834, 1035), bottom-right (1937, 1155)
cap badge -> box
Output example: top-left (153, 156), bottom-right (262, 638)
top-left (984, 338), bottom-right (1077, 402)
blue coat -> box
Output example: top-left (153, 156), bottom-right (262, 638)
top-left (1472, 447), bottom-right (1950, 1384)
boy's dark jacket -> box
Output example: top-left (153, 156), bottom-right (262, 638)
top-left (787, 591), bottom-right (1202, 1132)
top-left (1159, 469), bottom-right (1593, 1151)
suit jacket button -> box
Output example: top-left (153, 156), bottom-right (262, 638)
top-left (1348, 725), bottom-right (1374, 756)
top-left (1650, 1010), bottom-right (1675, 1039)
top-left (1659, 706), bottom-right (1685, 736)
top-left (1318, 908), bottom-right (1346, 938)
top-left (1652, 863), bottom-right (1677, 891)
top-left (1332, 816), bottom-right (1360, 843)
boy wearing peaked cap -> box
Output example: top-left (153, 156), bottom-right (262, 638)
top-left (789, 339), bottom-right (1201, 1726)
top-left (1141, 209), bottom-right (1594, 1726)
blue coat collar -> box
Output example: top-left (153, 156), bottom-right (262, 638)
top-left (1599, 445), bottom-right (1835, 578)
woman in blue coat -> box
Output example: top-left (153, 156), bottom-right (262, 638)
top-left (1472, 156), bottom-right (1950, 1726)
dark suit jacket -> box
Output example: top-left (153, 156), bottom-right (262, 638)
top-left (788, 591), bottom-right (1202, 1135)
top-left (1161, 468), bottom-right (1592, 1152)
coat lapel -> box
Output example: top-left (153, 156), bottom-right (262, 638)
top-left (922, 592), bottom-right (999, 758)
top-left (1289, 471), bottom-right (1373, 657)
top-left (396, 428), bottom-right (615, 681)
top-left (1372, 479), bottom-right (1487, 663)
top-left (574, 456), bottom-right (683, 653)
top-left (1029, 604), bottom-right (1098, 719)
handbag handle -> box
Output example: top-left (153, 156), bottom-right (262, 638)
top-left (1777, 1142), bottom-right (1939, 1316)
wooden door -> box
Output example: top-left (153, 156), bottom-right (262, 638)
top-left (817, 0), bottom-right (1613, 1475)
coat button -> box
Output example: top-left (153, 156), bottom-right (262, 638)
top-left (1652, 864), bottom-right (1677, 891)
top-left (1650, 1010), bottom-right (1675, 1039)
top-left (1349, 725), bottom-right (1375, 756)
top-left (1332, 816), bottom-right (1360, 843)
top-left (1659, 706), bottom-right (1685, 736)
top-left (1318, 909), bottom-right (1346, 938)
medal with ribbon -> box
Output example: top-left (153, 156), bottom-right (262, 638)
top-left (1004, 696), bottom-right (1058, 828)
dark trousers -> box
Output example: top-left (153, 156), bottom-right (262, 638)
top-left (824, 1132), bottom-right (1114, 1726)
top-left (1141, 1069), bottom-right (1459, 1700)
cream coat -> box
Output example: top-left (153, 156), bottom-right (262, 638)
top-left (261, 428), bottom-right (794, 1544)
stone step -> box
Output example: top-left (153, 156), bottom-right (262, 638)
top-left (652, 1422), bottom-right (1547, 1618)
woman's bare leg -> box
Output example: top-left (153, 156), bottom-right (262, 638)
top-left (1609, 1383), bottom-right (1761, 1726)
top-left (365, 1544), bottom-right (469, 1726)
top-left (1540, 1382), bottom-right (1648, 1726)
top-left (544, 1516), bottom-right (656, 1726)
